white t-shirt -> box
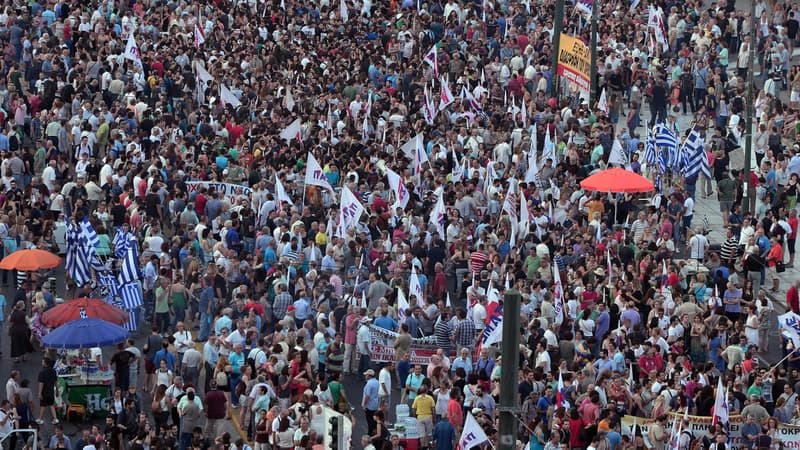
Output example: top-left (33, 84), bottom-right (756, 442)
top-left (683, 196), bottom-right (694, 217)
top-left (472, 303), bottom-right (486, 331)
top-left (379, 368), bottom-right (392, 397)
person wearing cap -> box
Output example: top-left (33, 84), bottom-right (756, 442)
top-left (357, 316), bottom-right (373, 377)
top-left (362, 369), bottom-right (379, 435)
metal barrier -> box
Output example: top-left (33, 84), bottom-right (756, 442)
top-left (0, 428), bottom-right (38, 450)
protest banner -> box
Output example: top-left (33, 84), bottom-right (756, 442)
top-left (185, 181), bottom-right (252, 204)
top-left (360, 324), bottom-right (456, 365)
top-left (557, 33), bottom-right (591, 96)
top-left (620, 414), bottom-right (800, 450)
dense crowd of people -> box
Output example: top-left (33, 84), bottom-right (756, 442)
top-left (0, 0), bottom-right (799, 450)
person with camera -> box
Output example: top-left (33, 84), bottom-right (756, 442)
top-left (0, 399), bottom-right (18, 450)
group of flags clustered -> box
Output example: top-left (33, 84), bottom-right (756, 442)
top-left (64, 209), bottom-right (143, 332)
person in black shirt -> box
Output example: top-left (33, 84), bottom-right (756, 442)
top-left (110, 197), bottom-right (126, 229)
top-left (36, 358), bottom-right (58, 425)
top-left (111, 343), bottom-right (135, 391)
top-left (145, 183), bottom-right (162, 221)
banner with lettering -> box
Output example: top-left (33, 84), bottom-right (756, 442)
top-left (620, 414), bottom-right (800, 450)
top-left (359, 324), bottom-right (456, 365)
top-left (185, 181), bottom-right (252, 204)
top-left (557, 33), bottom-right (591, 94)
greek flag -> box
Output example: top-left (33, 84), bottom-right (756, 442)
top-left (644, 130), bottom-right (657, 166)
top-left (99, 274), bottom-right (119, 296)
top-left (681, 130), bottom-right (712, 179)
top-left (111, 298), bottom-right (139, 332)
top-left (81, 218), bottom-right (107, 274)
top-left (654, 123), bottom-right (678, 168)
top-left (119, 282), bottom-right (144, 309)
top-left (65, 222), bottom-right (91, 288)
top-left (114, 228), bottom-right (141, 285)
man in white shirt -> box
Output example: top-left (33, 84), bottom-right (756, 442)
top-left (472, 296), bottom-right (487, 334)
top-left (356, 318), bottom-right (372, 377)
top-left (681, 193), bottom-right (694, 245)
top-left (688, 228), bottom-right (709, 261)
top-left (42, 160), bottom-right (57, 192)
top-left (5, 371), bottom-right (18, 402)
top-left (172, 322), bottom-right (194, 373)
top-left (379, 361), bottom-right (394, 420)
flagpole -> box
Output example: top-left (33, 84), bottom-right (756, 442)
top-left (772, 351), bottom-right (793, 369)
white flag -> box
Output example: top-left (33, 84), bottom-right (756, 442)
top-left (401, 133), bottom-right (424, 159)
top-left (552, 261), bottom-right (564, 325)
top-left (193, 24), bottom-right (205, 48)
top-left (609, 139), bottom-right (628, 166)
top-left (525, 147), bottom-right (540, 184)
top-left (423, 44), bottom-right (438, 77)
top-left (542, 126), bottom-right (555, 162)
top-left (519, 190), bottom-right (531, 241)
top-left (280, 119), bottom-right (303, 143)
top-left (304, 152), bottom-right (335, 192)
top-left (194, 63), bottom-right (214, 85)
top-left (439, 77), bottom-right (455, 111)
top-left (598, 87), bottom-right (609, 114)
top-left (340, 0), bottom-right (349, 22)
top-left (713, 376), bottom-right (729, 425)
top-left (339, 186), bottom-right (365, 231)
top-left (397, 288), bottom-right (410, 322)
top-left (429, 189), bottom-right (447, 238)
top-left (778, 311), bottom-right (800, 349)
top-left (451, 149), bottom-right (464, 183)
top-left (409, 265), bottom-right (425, 305)
top-left (124, 32), bottom-right (143, 70)
top-left (482, 313), bottom-right (503, 346)
top-left (361, 290), bottom-right (368, 309)
top-left (275, 177), bottom-right (294, 205)
top-left (283, 86), bottom-right (295, 112)
top-left (219, 85), bottom-right (242, 108)
top-left (446, 292), bottom-right (452, 308)
top-left (386, 168), bottom-right (410, 212)
top-left (521, 99), bottom-right (527, 129)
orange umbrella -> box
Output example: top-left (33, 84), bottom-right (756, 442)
top-left (579, 168), bottom-right (655, 193)
top-left (42, 298), bottom-right (129, 327)
top-left (0, 249), bottom-right (61, 271)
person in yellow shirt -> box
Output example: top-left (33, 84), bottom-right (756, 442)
top-left (412, 385), bottom-right (436, 448)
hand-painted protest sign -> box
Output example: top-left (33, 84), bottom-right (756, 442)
top-left (359, 324), bottom-right (455, 365)
top-left (620, 413), bottom-right (800, 450)
top-left (185, 181), bottom-right (252, 204)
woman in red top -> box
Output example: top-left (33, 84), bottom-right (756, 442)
top-left (766, 237), bottom-right (784, 292)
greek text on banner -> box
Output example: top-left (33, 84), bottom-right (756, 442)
top-left (557, 33), bottom-right (591, 90)
top-left (620, 414), bottom-right (800, 450)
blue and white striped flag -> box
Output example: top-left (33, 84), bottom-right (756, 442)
top-left (80, 218), bottom-right (107, 274)
top-left (111, 298), bottom-right (139, 332)
top-left (681, 130), bottom-right (712, 179)
top-left (644, 129), bottom-right (657, 166)
top-left (654, 123), bottom-right (678, 168)
top-left (65, 222), bottom-right (91, 288)
top-left (99, 274), bottom-right (119, 296)
top-left (114, 229), bottom-right (141, 285)
top-left (119, 282), bottom-right (144, 309)
top-left (123, 307), bottom-right (139, 332)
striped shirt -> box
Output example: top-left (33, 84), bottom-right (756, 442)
top-left (470, 251), bottom-right (488, 274)
top-left (434, 320), bottom-right (453, 353)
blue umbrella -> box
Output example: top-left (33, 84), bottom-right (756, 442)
top-left (42, 317), bottom-right (129, 349)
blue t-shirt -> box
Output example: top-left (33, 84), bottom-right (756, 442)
top-left (433, 421), bottom-right (456, 450)
top-left (374, 316), bottom-right (398, 331)
top-left (153, 349), bottom-right (175, 371)
top-left (229, 351), bottom-right (245, 375)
